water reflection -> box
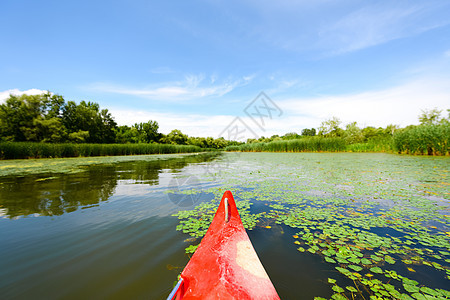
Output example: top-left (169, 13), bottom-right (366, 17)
top-left (0, 153), bottom-right (221, 218)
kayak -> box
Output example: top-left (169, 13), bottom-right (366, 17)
top-left (167, 190), bottom-right (280, 300)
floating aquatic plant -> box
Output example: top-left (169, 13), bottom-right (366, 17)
top-left (173, 153), bottom-right (450, 299)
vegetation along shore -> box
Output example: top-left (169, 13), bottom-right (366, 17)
top-left (0, 92), bottom-right (448, 159)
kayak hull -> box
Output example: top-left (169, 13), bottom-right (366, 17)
top-left (172, 190), bottom-right (279, 300)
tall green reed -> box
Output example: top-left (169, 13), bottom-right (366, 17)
top-left (225, 137), bottom-right (347, 152)
top-left (0, 142), bottom-right (203, 159)
top-left (393, 124), bottom-right (449, 155)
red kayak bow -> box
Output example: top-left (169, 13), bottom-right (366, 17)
top-left (168, 191), bottom-right (280, 300)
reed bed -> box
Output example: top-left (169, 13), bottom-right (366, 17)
top-left (225, 137), bottom-right (347, 152)
top-left (347, 137), bottom-right (394, 153)
top-left (0, 142), bottom-right (203, 159)
top-left (227, 125), bottom-right (449, 156)
top-left (393, 124), bottom-right (449, 155)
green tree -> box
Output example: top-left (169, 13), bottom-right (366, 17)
top-left (282, 132), bottom-right (301, 140)
top-left (301, 128), bottom-right (316, 136)
top-left (383, 124), bottom-right (399, 136)
top-left (361, 126), bottom-right (383, 141)
top-left (98, 109), bottom-right (117, 143)
top-left (419, 108), bottom-right (442, 125)
top-left (115, 125), bottom-right (134, 143)
top-left (34, 117), bottom-right (67, 142)
top-left (435, 109), bottom-right (449, 125)
top-left (344, 122), bottom-right (364, 144)
top-left (38, 93), bottom-right (68, 142)
top-left (161, 129), bottom-right (188, 145)
top-left (187, 136), bottom-right (207, 148)
top-left (62, 101), bottom-right (93, 142)
top-left (62, 101), bottom-right (117, 143)
top-left (318, 117), bottom-right (344, 137)
top-left (134, 121), bottom-right (160, 143)
top-left (212, 137), bottom-right (228, 149)
top-left (0, 93), bottom-right (60, 142)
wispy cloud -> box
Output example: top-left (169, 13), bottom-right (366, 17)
top-left (318, 2), bottom-right (450, 55)
top-left (241, 1), bottom-right (450, 56)
top-left (266, 77), bottom-right (309, 95)
top-left (89, 74), bottom-right (252, 101)
top-left (0, 89), bottom-right (48, 103)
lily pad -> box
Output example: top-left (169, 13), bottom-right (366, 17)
top-left (325, 257), bottom-right (337, 263)
top-left (370, 267), bottom-right (383, 274)
top-left (403, 284), bottom-right (420, 293)
top-left (332, 285), bottom-right (345, 293)
top-left (385, 255), bottom-right (396, 264)
top-left (349, 265), bottom-right (363, 272)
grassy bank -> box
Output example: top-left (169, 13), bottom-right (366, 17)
top-left (227, 137), bottom-right (352, 153)
top-left (393, 123), bottom-right (449, 155)
top-left (347, 137), bottom-right (394, 152)
top-left (0, 142), bottom-right (203, 159)
top-left (226, 131), bottom-right (449, 156)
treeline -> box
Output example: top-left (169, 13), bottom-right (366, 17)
top-left (227, 109), bottom-right (450, 156)
top-left (1, 92), bottom-right (448, 157)
top-left (0, 92), bottom-right (237, 149)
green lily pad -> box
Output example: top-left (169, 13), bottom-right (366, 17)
top-left (420, 287), bottom-right (440, 297)
top-left (348, 257), bottom-right (360, 264)
top-left (370, 267), bottom-right (383, 274)
top-left (371, 254), bottom-right (383, 262)
top-left (385, 255), bottom-right (396, 264)
top-left (348, 265), bottom-right (363, 272)
top-left (325, 257), bottom-right (337, 263)
top-left (437, 289), bottom-right (450, 297)
top-left (404, 284), bottom-right (420, 293)
top-left (336, 258), bottom-right (349, 264)
top-left (332, 285), bottom-right (345, 293)
top-left (331, 293), bottom-right (347, 300)
top-left (335, 267), bottom-right (350, 275)
top-left (411, 293), bottom-right (427, 300)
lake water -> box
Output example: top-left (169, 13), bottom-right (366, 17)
top-left (0, 152), bottom-right (449, 299)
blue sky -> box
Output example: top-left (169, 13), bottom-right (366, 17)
top-left (1, 0), bottom-right (449, 138)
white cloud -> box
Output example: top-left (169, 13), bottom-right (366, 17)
top-left (109, 106), bottom-right (313, 140)
top-left (109, 77), bottom-right (450, 139)
top-left (0, 89), bottom-right (48, 103)
top-left (109, 108), bottom-right (235, 137)
top-left (278, 78), bottom-right (450, 129)
top-left (89, 74), bottom-right (251, 101)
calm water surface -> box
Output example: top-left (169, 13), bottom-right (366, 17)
top-left (1, 152), bottom-right (449, 299)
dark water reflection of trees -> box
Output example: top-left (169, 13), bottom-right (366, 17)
top-left (0, 153), bottom-right (220, 218)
